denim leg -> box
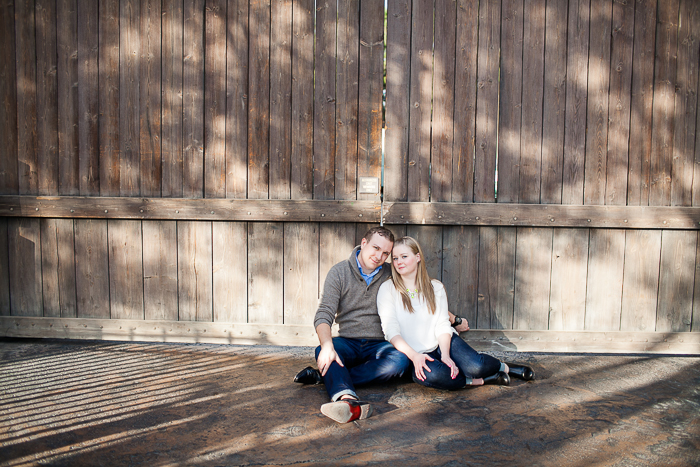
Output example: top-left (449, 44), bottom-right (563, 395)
top-left (412, 350), bottom-right (467, 391)
top-left (315, 337), bottom-right (361, 401)
top-left (347, 340), bottom-right (410, 386)
top-left (448, 334), bottom-right (501, 378)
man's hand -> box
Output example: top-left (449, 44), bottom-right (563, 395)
top-left (316, 344), bottom-right (344, 376)
top-left (315, 323), bottom-right (343, 376)
top-left (448, 311), bottom-right (470, 332)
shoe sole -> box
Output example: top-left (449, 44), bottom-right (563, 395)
top-left (320, 401), bottom-right (372, 423)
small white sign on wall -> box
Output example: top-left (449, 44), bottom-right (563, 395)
top-left (358, 177), bottom-right (380, 194)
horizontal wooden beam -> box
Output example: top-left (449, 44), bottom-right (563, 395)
top-left (1, 196), bottom-right (699, 229)
top-left (2, 317), bottom-right (699, 354)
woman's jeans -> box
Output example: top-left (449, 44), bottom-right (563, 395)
top-left (415, 334), bottom-right (501, 390)
top-left (315, 337), bottom-right (410, 401)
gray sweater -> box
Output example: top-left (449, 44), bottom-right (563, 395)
top-left (313, 246), bottom-right (392, 340)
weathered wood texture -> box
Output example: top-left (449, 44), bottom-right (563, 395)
top-left (0, 0), bottom-right (699, 348)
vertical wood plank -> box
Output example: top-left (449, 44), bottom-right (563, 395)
top-left (290, 0), bottom-right (313, 200)
top-left (670, 0), bottom-right (699, 206)
top-left (477, 227), bottom-right (516, 329)
top-left (77, 0), bottom-right (99, 196)
top-left (656, 230), bottom-right (696, 332)
top-left (9, 218), bottom-right (43, 316)
top-left (334, 1), bottom-right (359, 201)
top-left (605, 0), bottom-right (634, 206)
top-left (649, 0), bottom-right (680, 206)
top-left (248, 222), bottom-right (283, 323)
top-left (108, 220), bottom-right (144, 320)
top-left (585, 229), bottom-right (624, 330)
top-left (561, 0), bottom-right (590, 205)
top-left (442, 226), bottom-right (479, 327)
top-left (41, 219), bottom-right (77, 318)
top-left (313, 0), bottom-right (337, 200)
top-left (627, 0), bottom-right (657, 206)
top-left (269, 0), bottom-right (293, 200)
top-left (474, 0), bottom-right (500, 202)
top-left (120, 0), bottom-right (141, 196)
top-left (99, 0), bottom-right (120, 196)
top-left (248, 0), bottom-right (271, 200)
top-left (0, 0), bottom-right (18, 195)
top-left (407, 0), bottom-right (433, 202)
top-left (513, 227), bottom-right (553, 330)
top-left (497, 0), bottom-right (523, 203)
top-left (548, 228), bottom-right (589, 331)
top-left (692, 232), bottom-right (700, 331)
top-left (75, 219), bottom-right (110, 318)
top-left (183, 0), bottom-right (205, 198)
top-left (319, 223), bottom-right (355, 299)
top-left (0, 219), bottom-right (9, 315)
top-left (540, 0), bottom-right (567, 204)
top-left (406, 225), bottom-right (443, 282)
top-left (620, 229), bottom-right (661, 331)
top-left (212, 221), bottom-right (247, 322)
top-left (283, 222), bottom-right (319, 325)
top-left (519, 0), bottom-right (545, 203)
top-left (430, 0), bottom-right (456, 203)
top-left (451, 0), bottom-right (478, 203)
top-left (357, 0), bottom-right (384, 203)
top-left (143, 221), bottom-right (178, 321)
top-left (162, 0), bottom-right (184, 198)
top-left (178, 221), bottom-right (213, 321)
top-left (384, 0), bottom-right (411, 202)
top-left (36, 0), bottom-right (58, 196)
top-left (583, 0), bottom-right (612, 206)
top-left (225, 0), bottom-right (248, 198)
top-left (16, 0), bottom-right (38, 195)
top-left (204, 0), bottom-right (227, 198)
top-left (140, 0), bottom-right (162, 197)
top-left (57, 0), bottom-right (80, 196)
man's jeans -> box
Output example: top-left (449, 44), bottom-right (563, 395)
top-left (315, 337), bottom-right (410, 401)
top-left (416, 334), bottom-right (501, 390)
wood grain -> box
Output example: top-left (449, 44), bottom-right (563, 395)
top-left (212, 221), bottom-right (247, 322)
top-left (98, 0), bottom-right (120, 196)
top-left (204, 0), bottom-right (227, 198)
top-left (178, 221), bottom-right (213, 321)
top-left (143, 220), bottom-right (178, 320)
top-left (620, 229), bottom-right (661, 331)
top-left (585, 229), bottom-right (624, 331)
top-left (283, 222), bottom-right (319, 325)
top-left (497, 0), bottom-right (523, 203)
top-left (656, 230), bottom-right (696, 332)
top-left (108, 220), bottom-right (145, 320)
top-left (248, 222), bottom-right (283, 323)
top-left (162, 0), bottom-right (184, 198)
top-left (513, 227), bottom-right (552, 330)
top-left (0, 0), bottom-right (18, 195)
top-left (477, 227), bottom-right (516, 329)
top-left (548, 228), bottom-right (588, 331)
top-left (74, 219), bottom-right (110, 318)
top-left (57, 0), bottom-right (80, 196)
top-left (9, 218), bottom-right (43, 316)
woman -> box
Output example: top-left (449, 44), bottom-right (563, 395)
top-left (377, 236), bottom-right (534, 390)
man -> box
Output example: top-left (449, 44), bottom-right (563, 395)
top-left (294, 226), bottom-right (410, 423)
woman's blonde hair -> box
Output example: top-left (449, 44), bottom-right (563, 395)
top-left (390, 236), bottom-right (437, 314)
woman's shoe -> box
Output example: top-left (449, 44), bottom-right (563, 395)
top-left (482, 371), bottom-right (510, 386)
top-left (505, 362), bottom-right (535, 381)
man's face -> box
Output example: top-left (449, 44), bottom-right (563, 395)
top-left (358, 233), bottom-right (393, 274)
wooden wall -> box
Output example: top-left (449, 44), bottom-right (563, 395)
top-left (1, 0), bottom-right (699, 353)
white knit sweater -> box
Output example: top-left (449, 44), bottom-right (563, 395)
top-left (377, 279), bottom-right (455, 354)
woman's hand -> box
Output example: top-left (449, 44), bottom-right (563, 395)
top-left (441, 355), bottom-right (459, 379)
top-left (410, 353), bottom-right (434, 381)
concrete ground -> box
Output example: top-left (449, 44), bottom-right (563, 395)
top-left (0, 338), bottom-right (699, 467)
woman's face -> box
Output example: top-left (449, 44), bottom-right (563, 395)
top-left (392, 244), bottom-right (420, 278)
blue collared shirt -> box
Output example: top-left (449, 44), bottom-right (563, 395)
top-left (356, 250), bottom-right (383, 286)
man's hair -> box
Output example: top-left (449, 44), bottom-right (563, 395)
top-left (363, 226), bottom-right (395, 244)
